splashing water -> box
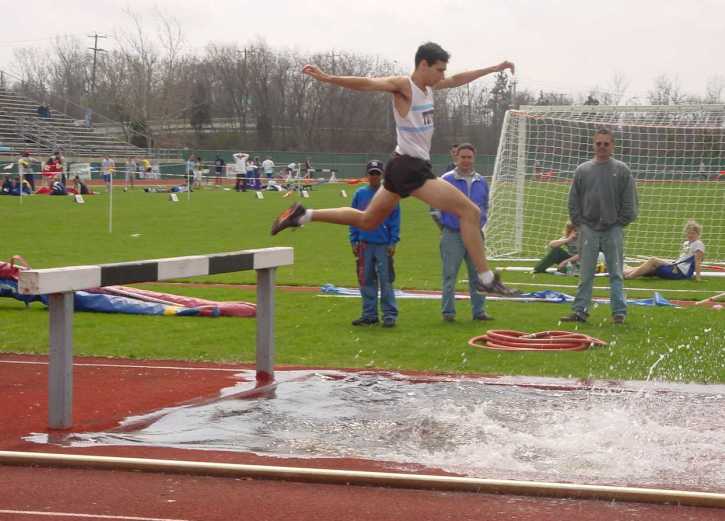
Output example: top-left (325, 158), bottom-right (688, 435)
top-left (645, 353), bottom-right (667, 382)
top-left (27, 370), bottom-right (725, 491)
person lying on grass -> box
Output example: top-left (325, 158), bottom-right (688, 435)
top-left (624, 219), bottom-right (705, 281)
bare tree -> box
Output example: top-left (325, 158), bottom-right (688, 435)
top-left (12, 47), bottom-right (52, 99)
top-left (648, 74), bottom-right (688, 105)
top-left (12, 37), bottom-right (89, 118)
top-left (608, 72), bottom-right (629, 105)
top-left (10, 21), bottom-right (619, 154)
top-left (245, 40), bottom-right (276, 147)
top-left (534, 89), bottom-right (573, 106)
top-left (189, 70), bottom-right (211, 146)
top-left (154, 9), bottom-right (189, 124)
top-left (114, 9), bottom-right (161, 124)
top-left (704, 76), bottom-right (724, 104)
top-left (207, 44), bottom-right (253, 138)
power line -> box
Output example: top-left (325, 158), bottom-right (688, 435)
top-left (0, 33), bottom-right (89, 46)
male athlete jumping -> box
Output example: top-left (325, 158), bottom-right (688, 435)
top-left (272, 42), bottom-right (516, 295)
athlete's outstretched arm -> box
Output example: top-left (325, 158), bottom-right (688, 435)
top-left (434, 60), bottom-right (515, 90)
top-left (302, 64), bottom-right (405, 93)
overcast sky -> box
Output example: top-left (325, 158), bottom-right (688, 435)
top-left (1, 0), bottom-right (723, 102)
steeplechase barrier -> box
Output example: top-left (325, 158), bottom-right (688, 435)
top-left (18, 247), bottom-right (294, 429)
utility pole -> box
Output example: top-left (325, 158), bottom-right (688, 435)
top-left (88, 33), bottom-right (107, 95)
top-left (86, 33), bottom-right (107, 130)
top-left (239, 47), bottom-right (256, 138)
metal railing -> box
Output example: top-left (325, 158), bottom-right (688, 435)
top-left (0, 68), bottom-right (152, 151)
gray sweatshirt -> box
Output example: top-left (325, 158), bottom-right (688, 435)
top-left (568, 158), bottom-right (638, 231)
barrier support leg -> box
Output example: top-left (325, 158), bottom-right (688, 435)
top-left (255, 267), bottom-right (275, 384)
top-left (48, 292), bottom-right (74, 429)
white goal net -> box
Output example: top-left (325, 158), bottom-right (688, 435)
top-left (485, 104), bottom-right (725, 263)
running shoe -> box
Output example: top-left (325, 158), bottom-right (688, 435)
top-left (352, 317), bottom-right (379, 326)
top-left (474, 272), bottom-right (521, 296)
top-left (382, 317), bottom-right (396, 328)
top-left (271, 202), bottom-right (306, 235)
top-left (560, 312), bottom-right (587, 323)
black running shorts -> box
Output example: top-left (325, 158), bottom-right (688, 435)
top-left (383, 154), bottom-right (436, 198)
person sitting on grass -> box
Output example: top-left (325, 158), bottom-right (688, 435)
top-left (72, 175), bottom-right (92, 195)
top-left (50, 180), bottom-right (67, 196)
top-left (42, 156), bottom-right (63, 187)
top-left (1, 176), bottom-right (13, 194)
top-left (533, 221), bottom-right (580, 274)
top-left (5, 176), bottom-right (32, 196)
top-left (624, 219), bottom-right (705, 281)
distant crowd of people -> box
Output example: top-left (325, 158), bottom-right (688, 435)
top-left (1, 149), bottom-right (322, 196)
top-left (183, 152), bottom-right (317, 193)
top-left (0, 149), bottom-right (156, 196)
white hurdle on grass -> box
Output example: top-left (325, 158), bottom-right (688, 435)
top-left (18, 247), bottom-right (294, 429)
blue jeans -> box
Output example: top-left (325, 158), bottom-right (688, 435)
top-left (356, 242), bottom-right (397, 321)
top-left (573, 224), bottom-right (627, 317)
top-left (440, 228), bottom-right (485, 318)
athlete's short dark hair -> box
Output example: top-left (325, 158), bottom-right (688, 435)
top-left (415, 42), bottom-right (450, 67)
top-left (456, 142), bottom-right (476, 154)
top-left (594, 128), bottom-right (615, 142)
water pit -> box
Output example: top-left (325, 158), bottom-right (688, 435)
top-left (29, 370), bottom-right (725, 491)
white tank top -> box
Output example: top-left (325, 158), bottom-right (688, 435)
top-left (394, 77), bottom-right (434, 160)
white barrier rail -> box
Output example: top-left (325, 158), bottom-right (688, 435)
top-left (18, 247), bottom-right (294, 429)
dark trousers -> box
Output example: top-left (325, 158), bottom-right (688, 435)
top-left (356, 242), bottom-right (397, 321)
top-left (235, 173), bottom-right (246, 191)
top-left (534, 246), bottom-right (571, 273)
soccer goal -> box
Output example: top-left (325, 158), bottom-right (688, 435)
top-left (485, 104), bottom-right (725, 263)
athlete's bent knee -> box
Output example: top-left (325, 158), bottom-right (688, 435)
top-left (359, 213), bottom-right (386, 231)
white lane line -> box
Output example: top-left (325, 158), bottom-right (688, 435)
top-left (0, 510), bottom-right (189, 521)
top-left (0, 360), bottom-right (243, 372)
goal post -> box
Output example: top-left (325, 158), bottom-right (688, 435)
top-left (485, 104), bottom-right (725, 263)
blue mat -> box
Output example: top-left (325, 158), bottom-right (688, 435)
top-left (320, 284), bottom-right (674, 307)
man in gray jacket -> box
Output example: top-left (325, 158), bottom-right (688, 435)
top-left (561, 128), bottom-right (638, 324)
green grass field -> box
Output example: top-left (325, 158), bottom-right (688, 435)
top-left (1, 184), bottom-right (723, 382)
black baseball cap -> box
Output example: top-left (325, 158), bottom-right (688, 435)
top-left (366, 160), bottom-right (384, 174)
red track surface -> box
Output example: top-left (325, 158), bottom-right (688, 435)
top-left (0, 353), bottom-right (722, 521)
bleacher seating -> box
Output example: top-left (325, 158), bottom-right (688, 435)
top-left (0, 87), bottom-right (143, 159)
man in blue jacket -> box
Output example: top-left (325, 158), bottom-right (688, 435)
top-left (432, 143), bottom-right (492, 322)
top-left (349, 160), bottom-right (401, 328)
